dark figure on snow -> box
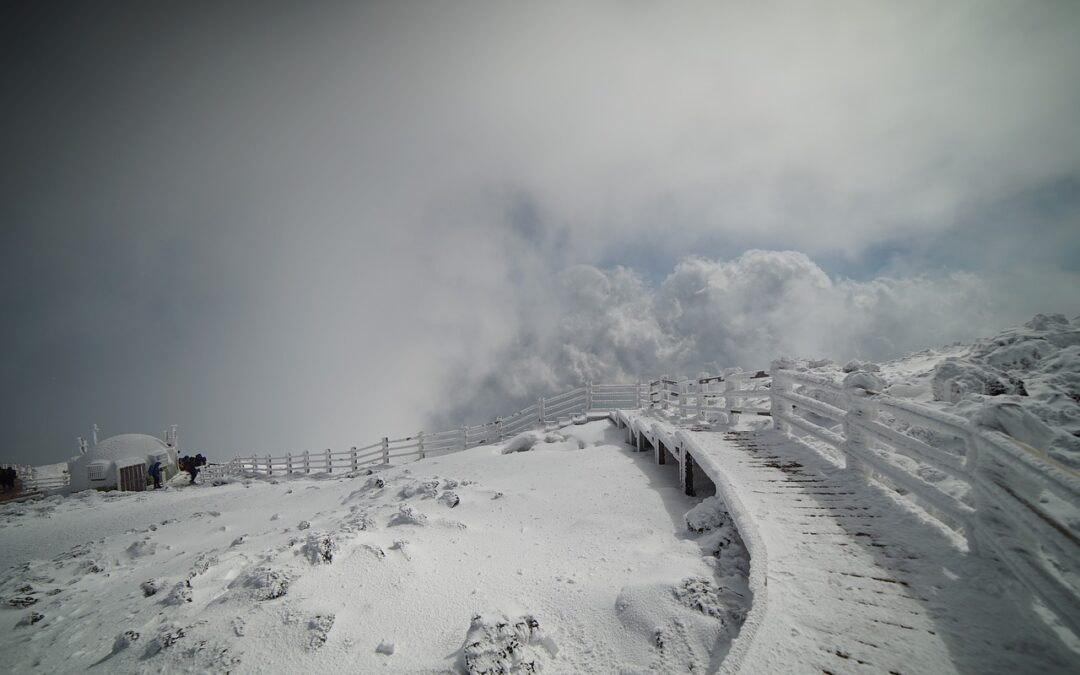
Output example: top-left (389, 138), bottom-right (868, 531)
top-left (2, 467), bottom-right (17, 493)
top-left (148, 460), bottom-right (163, 489)
top-left (179, 455), bottom-right (206, 485)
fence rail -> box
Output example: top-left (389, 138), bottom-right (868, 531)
top-left (770, 366), bottom-right (1080, 636)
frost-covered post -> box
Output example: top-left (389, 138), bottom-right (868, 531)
top-left (678, 378), bottom-right (689, 419)
top-left (495, 417), bottom-right (503, 441)
top-left (726, 377), bottom-right (741, 425)
top-left (770, 366), bottom-right (791, 434)
top-left (381, 437), bottom-right (389, 465)
top-left (635, 382), bottom-right (642, 409)
top-left (538, 397), bottom-right (546, 424)
top-left (461, 425), bottom-right (468, 451)
top-left (286, 452), bottom-right (293, 474)
top-left (585, 381), bottom-right (593, 411)
top-left (266, 454), bottom-right (272, 476)
top-left (303, 450), bottom-right (310, 474)
top-left (325, 449), bottom-right (332, 473)
top-left (418, 431), bottom-right (426, 460)
top-left (842, 371), bottom-right (885, 478)
top-left (962, 432), bottom-right (981, 554)
top-left (696, 378), bottom-right (705, 422)
top-left (350, 447), bottom-right (358, 472)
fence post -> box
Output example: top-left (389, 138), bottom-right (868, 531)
top-left (418, 431), bottom-right (425, 460)
top-left (726, 377), bottom-right (741, 425)
top-left (539, 397), bottom-right (546, 424)
top-left (496, 417), bottom-right (503, 441)
top-left (678, 378), bottom-right (689, 419)
top-left (303, 450), bottom-right (310, 474)
top-left (696, 378), bottom-right (705, 421)
top-left (962, 432), bottom-right (981, 554)
top-left (381, 437), bottom-right (389, 464)
top-left (635, 382), bottom-right (642, 409)
top-left (461, 425), bottom-right (467, 451)
top-left (586, 381), bottom-right (593, 411)
top-left (325, 449), bottom-right (332, 474)
top-left (350, 447), bottom-right (358, 472)
top-left (266, 454), bottom-right (272, 476)
top-left (841, 372), bottom-right (884, 477)
top-left (286, 452), bottom-right (293, 474)
top-left (769, 366), bottom-right (789, 433)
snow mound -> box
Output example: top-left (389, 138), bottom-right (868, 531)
top-left (462, 613), bottom-right (557, 674)
top-left (502, 431), bottom-right (545, 454)
top-left (685, 496), bottom-right (729, 533)
top-left (230, 566), bottom-right (291, 601)
top-left (301, 532), bottom-right (340, 564)
top-left (615, 579), bottom-right (733, 673)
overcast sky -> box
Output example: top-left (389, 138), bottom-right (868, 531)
top-left (2, 1), bottom-right (1078, 465)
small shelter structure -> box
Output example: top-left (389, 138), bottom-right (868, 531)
top-left (66, 427), bottom-right (179, 493)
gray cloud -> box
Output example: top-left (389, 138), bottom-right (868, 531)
top-left (1, 1), bottom-right (1078, 463)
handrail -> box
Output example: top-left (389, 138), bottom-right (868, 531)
top-left (770, 366), bottom-right (1080, 636)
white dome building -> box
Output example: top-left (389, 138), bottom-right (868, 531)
top-left (67, 429), bottom-right (179, 493)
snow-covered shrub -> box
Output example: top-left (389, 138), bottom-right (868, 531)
top-left (163, 581), bottom-right (192, 606)
top-left (462, 613), bottom-right (556, 674)
top-left (308, 614), bottom-right (335, 650)
top-left (301, 532), bottom-right (339, 564)
top-left (931, 358), bottom-right (1026, 402)
top-left (388, 504), bottom-right (428, 527)
top-left (230, 566), bottom-right (291, 601)
top-left (684, 496), bottom-right (729, 533)
top-left (502, 431), bottom-right (544, 454)
top-left (140, 579), bottom-right (162, 597)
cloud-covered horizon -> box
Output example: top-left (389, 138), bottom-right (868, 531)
top-left (2, 1), bottom-right (1078, 464)
top-left (431, 249), bottom-right (1004, 428)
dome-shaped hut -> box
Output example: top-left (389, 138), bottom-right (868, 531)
top-left (67, 432), bottom-right (179, 492)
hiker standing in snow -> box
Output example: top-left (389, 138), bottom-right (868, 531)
top-left (177, 454), bottom-right (207, 485)
top-left (148, 460), bottom-right (163, 489)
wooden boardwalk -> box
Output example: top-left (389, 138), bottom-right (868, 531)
top-left (617, 411), bottom-right (1076, 675)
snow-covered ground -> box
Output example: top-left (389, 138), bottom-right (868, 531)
top-left (0, 421), bottom-right (749, 673)
top-left (785, 313), bottom-right (1080, 468)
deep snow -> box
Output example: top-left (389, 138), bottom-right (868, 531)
top-left (0, 421), bottom-right (749, 673)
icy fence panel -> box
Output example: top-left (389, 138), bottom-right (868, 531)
top-left (646, 372), bottom-right (772, 424)
top-left (772, 367), bottom-right (1080, 635)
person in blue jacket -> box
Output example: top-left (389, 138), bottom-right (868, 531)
top-left (148, 460), bottom-right (163, 489)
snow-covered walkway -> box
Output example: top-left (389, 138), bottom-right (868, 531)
top-left (621, 412), bottom-right (1077, 675)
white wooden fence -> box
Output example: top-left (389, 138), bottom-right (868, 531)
top-left (205, 381), bottom-right (645, 479)
top-left (210, 374), bottom-right (778, 480)
top-left (770, 367), bottom-right (1080, 636)
top-left (645, 371), bottom-right (772, 422)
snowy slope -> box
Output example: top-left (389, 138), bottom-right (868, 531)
top-left (0, 421), bottom-right (749, 674)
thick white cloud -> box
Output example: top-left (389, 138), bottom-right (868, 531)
top-left (434, 251), bottom-right (998, 425)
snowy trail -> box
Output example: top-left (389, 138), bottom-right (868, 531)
top-left (623, 412), bottom-right (1077, 675)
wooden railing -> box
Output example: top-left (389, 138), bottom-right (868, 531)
top-left (222, 382), bottom-right (645, 477)
top-left (770, 367), bottom-right (1080, 636)
top-left (646, 371), bottom-right (772, 423)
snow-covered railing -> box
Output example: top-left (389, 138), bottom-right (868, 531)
top-left (771, 367), bottom-right (1080, 635)
top-left (647, 372), bottom-right (771, 423)
top-left (225, 382), bottom-right (644, 478)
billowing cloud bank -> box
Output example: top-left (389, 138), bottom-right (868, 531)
top-left (433, 250), bottom-right (996, 426)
